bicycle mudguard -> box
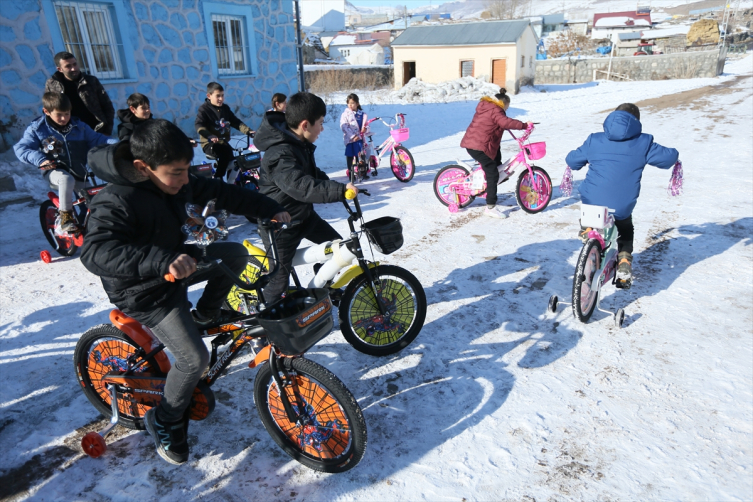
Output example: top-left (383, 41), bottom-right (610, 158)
top-left (242, 239), bottom-right (269, 270)
top-left (109, 310), bottom-right (172, 373)
top-left (249, 344), bottom-right (271, 369)
top-left (330, 262), bottom-right (379, 290)
top-left (47, 191), bottom-right (59, 207)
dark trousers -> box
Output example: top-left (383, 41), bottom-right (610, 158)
top-left (346, 156), bottom-right (355, 172)
top-left (615, 216), bottom-right (634, 255)
top-left (146, 241), bottom-right (247, 422)
top-left (203, 142), bottom-right (235, 178)
top-left (259, 211), bottom-right (342, 302)
top-left (467, 148), bottom-right (502, 206)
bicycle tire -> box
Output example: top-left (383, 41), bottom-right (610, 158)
top-left (572, 239), bottom-right (602, 322)
top-left (433, 165), bottom-right (475, 208)
top-left (254, 357), bottom-right (367, 473)
top-left (515, 166), bottom-right (552, 214)
top-left (73, 324), bottom-right (165, 430)
top-left (390, 146), bottom-right (415, 182)
top-left (339, 265), bottom-right (427, 356)
top-left (39, 200), bottom-right (77, 257)
top-left (225, 254), bottom-right (267, 314)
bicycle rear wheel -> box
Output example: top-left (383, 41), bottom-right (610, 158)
top-left (39, 200), bottom-right (77, 257)
top-left (390, 146), bottom-right (415, 182)
top-left (572, 239), bottom-right (602, 322)
top-left (254, 357), bottom-right (367, 473)
top-left (433, 165), bottom-right (475, 208)
top-left (73, 324), bottom-right (164, 430)
top-left (339, 265), bottom-right (427, 356)
top-left (515, 166), bottom-right (552, 214)
top-left (225, 255), bottom-right (267, 314)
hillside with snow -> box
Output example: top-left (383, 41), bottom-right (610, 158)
top-left (0, 56), bottom-right (752, 501)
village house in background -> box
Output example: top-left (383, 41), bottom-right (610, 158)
top-left (591, 10), bottom-right (653, 40)
top-left (0, 0), bottom-right (298, 149)
top-left (328, 31), bottom-right (389, 65)
top-left (391, 19), bottom-right (537, 93)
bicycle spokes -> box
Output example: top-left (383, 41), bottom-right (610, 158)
top-left (350, 279), bottom-right (415, 346)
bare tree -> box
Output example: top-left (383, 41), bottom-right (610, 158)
top-left (484, 0), bottom-right (529, 19)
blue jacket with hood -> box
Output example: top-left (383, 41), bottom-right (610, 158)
top-left (565, 110), bottom-right (679, 220)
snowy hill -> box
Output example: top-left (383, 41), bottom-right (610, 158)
top-left (0, 56), bottom-right (751, 500)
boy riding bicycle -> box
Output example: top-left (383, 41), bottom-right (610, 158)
top-left (80, 119), bottom-right (289, 465)
top-left (255, 92), bottom-right (358, 303)
top-left (566, 103), bottom-right (679, 284)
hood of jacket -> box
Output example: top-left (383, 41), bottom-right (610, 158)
top-left (479, 95), bottom-right (507, 109)
top-left (87, 141), bottom-right (150, 187)
top-left (603, 110), bottom-right (642, 142)
top-left (254, 111), bottom-right (315, 154)
top-left (117, 108), bottom-right (136, 123)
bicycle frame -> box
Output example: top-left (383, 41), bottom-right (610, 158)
top-left (360, 113), bottom-right (407, 167)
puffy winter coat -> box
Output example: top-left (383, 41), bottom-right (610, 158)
top-left (255, 111), bottom-right (347, 222)
top-left (116, 108), bottom-right (152, 141)
top-left (79, 142), bottom-right (285, 315)
top-left (566, 110), bottom-right (679, 220)
top-left (13, 115), bottom-right (114, 181)
top-left (340, 108), bottom-right (364, 146)
top-left (195, 99), bottom-right (252, 149)
top-left (45, 72), bottom-right (115, 135)
top-left (460, 96), bottom-right (526, 159)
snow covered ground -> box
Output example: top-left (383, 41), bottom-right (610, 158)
top-left (1, 56), bottom-right (752, 501)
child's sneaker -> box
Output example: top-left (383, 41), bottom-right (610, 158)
top-left (615, 251), bottom-right (632, 288)
top-left (192, 308), bottom-right (243, 328)
top-left (58, 210), bottom-right (79, 233)
top-left (144, 407), bottom-right (189, 465)
top-left (484, 205), bottom-right (507, 219)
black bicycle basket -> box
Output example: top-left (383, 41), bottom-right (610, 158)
top-left (257, 288), bottom-right (333, 355)
top-left (236, 151), bottom-right (261, 170)
top-left (362, 217), bottom-right (403, 254)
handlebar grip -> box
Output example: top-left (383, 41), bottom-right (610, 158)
top-left (345, 189), bottom-right (357, 200)
top-left (164, 273), bottom-right (176, 282)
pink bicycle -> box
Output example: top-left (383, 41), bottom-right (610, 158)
top-left (432, 124), bottom-right (552, 214)
top-left (347, 113), bottom-right (415, 184)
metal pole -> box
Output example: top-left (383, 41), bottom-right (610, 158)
top-left (606, 38), bottom-right (614, 80)
top-left (294, 0), bottom-right (305, 92)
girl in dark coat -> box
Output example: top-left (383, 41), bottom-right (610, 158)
top-left (460, 89), bottom-right (530, 219)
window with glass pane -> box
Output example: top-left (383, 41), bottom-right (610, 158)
top-left (460, 60), bottom-right (474, 77)
top-left (53, 1), bottom-right (122, 79)
top-left (212, 14), bottom-right (248, 75)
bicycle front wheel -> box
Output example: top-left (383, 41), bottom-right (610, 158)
top-left (339, 265), bottom-right (427, 356)
top-left (225, 254), bottom-right (267, 314)
top-left (390, 145), bottom-right (415, 182)
top-left (74, 324), bottom-right (165, 430)
top-left (572, 239), bottom-right (602, 322)
top-left (515, 166), bottom-right (552, 214)
top-left (254, 357), bottom-right (367, 473)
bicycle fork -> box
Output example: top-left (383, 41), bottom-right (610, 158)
top-left (268, 351), bottom-right (312, 427)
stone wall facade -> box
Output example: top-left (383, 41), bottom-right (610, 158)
top-left (534, 49), bottom-right (724, 85)
top-left (0, 0), bottom-right (299, 151)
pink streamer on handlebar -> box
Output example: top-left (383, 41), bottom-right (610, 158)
top-left (668, 161), bottom-right (683, 197)
top-left (560, 166), bottom-right (573, 197)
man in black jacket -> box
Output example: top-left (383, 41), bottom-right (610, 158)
top-left (80, 119), bottom-right (289, 465)
top-left (255, 92), bottom-right (358, 302)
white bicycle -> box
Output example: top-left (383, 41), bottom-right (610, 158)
top-left (225, 190), bottom-right (427, 356)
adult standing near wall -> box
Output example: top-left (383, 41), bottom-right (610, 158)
top-left (44, 52), bottom-right (115, 136)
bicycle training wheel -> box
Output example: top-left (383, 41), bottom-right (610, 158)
top-left (39, 200), bottom-right (77, 257)
top-left (572, 239), bottom-right (602, 323)
top-left (339, 265), bottom-right (427, 356)
top-left (390, 146), bottom-right (415, 182)
top-left (433, 165), bottom-right (475, 208)
top-left (254, 357), bottom-right (367, 473)
top-left (73, 324), bottom-right (165, 430)
top-left (225, 254), bottom-right (267, 314)
top-left (515, 166), bottom-right (552, 214)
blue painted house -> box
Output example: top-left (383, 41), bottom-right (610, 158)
top-left (0, 0), bottom-right (299, 150)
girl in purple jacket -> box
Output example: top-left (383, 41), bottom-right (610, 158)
top-left (340, 93), bottom-right (366, 179)
top-left (460, 89), bottom-right (530, 219)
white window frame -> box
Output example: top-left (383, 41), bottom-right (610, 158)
top-left (211, 14), bottom-right (249, 76)
top-left (460, 60), bottom-right (474, 78)
top-left (53, 0), bottom-right (123, 79)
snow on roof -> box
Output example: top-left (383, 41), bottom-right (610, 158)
top-left (593, 10), bottom-right (652, 28)
top-left (640, 25), bottom-right (690, 39)
top-left (329, 34), bottom-right (357, 45)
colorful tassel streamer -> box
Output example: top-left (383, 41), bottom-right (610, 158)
top-left (560, 166), bottom-right (573, 197)
top-left (668, 161), bottom-right (684, 197)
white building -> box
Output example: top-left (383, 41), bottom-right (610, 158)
top-left (329, 32), bottom-right (388, 65)
top-left (300, 0), bottom-right (345, 31)
top-left (591, 10), bottom-right (652, 40)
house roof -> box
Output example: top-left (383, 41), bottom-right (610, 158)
top-left (542, 13), bottom-right (565, 25)
top-left (617, 31), bottom-right (642, 41)
top-left (593, 11), bottom-right (652, 28)
top-left (392, 19), bottom-right (530, 46)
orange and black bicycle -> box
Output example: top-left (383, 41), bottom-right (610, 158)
top-left (73, 204), bottom-right (367, 473)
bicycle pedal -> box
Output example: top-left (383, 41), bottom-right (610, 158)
top-left (615, 278), bottom-right (632, 290)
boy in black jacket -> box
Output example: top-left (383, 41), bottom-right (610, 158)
top-left (255, 92), bottom-right (358, 302)
top-left (116, 92), bottom-right (152, 141)
top-left (195, 82), bottom-right (253, 180)
top-left (80, 119), bottom-right (289, 465)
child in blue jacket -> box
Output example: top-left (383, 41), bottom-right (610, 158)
top-left (14, 92), bottom-right (115, 232)
top-left (566, 103), bottom-right (678, 283)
